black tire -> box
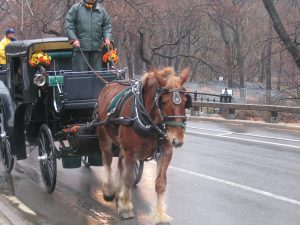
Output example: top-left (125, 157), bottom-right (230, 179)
top-left (0, 100), bottom-right (14, 173)
top-left (0, 137), bottom-right (14, 173)
top-left (133, 160), bottom-right (144, 185)
top-left (38, 124), bottom-right (57, 193)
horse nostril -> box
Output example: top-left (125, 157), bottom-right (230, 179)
top-left (172, 138), bottom-right (178, 146)
top-left (172, 138), bottom-right (183, 148)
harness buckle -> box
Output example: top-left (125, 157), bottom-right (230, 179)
top-left (154, 147), bottom-right (162, 160)
top-left (107, 107), bottom-right (116, 116)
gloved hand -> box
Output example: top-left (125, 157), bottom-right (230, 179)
top-left (71, 40), bottom-right (80, 48)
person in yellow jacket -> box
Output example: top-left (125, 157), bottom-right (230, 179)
top-left (0, 28), bottom-right (16, 69)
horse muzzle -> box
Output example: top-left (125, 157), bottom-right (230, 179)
top-left (171, 137), bottom-right (183, 148)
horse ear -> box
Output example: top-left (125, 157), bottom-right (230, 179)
top-left (180, 68), bottom-right (189, 85)
top-left (154, 70), bottom-right (167, 87)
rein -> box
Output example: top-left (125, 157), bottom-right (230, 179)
top-left (78, 47), bottom-right (108, 84)
top-left (78, 46), bottom-right (125, 83)
top-left (89, 81), bottom-right (187, 143)
top-left (131, 82), bottom-right (168, 142)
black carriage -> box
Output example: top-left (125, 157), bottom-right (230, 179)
top-left (0, 38), bottom-right (143, 192)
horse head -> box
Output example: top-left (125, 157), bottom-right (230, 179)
top-left (144, 67), bottom-right (190, 148)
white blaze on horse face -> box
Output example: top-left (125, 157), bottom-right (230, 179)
top-left (162, 94), bottom-right (186, 148)
top-left (167, 126), bottom-right (184, 148)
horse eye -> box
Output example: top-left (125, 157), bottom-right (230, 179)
top-left (161, 100), bottom-right (167, 105)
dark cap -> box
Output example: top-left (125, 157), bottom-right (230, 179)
top-left (5, 28), bottom-right (15, 35)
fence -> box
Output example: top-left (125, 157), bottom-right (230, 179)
top-left (191, 101), bottom-right (300, 123)
top-left (188, 91), bottom-right (300, 122)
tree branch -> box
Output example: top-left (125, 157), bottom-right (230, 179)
top-left (263, 0), bottom-right (300, 69)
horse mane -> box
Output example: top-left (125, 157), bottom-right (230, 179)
top-left (141, 67), bottom-right (182, 88)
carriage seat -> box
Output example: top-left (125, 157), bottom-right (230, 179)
top-left (48, 51), bottom-right (73, 71)
top-left (52, 70), bottom-right (123, 112)
top-left (56, 72), bottom-right (105, 110)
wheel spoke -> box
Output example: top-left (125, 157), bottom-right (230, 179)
top-left (40, 134), bottom-right (46, 154)
top-left (0, 138), bottom-right (14, 172)
top-left (3, 148), bottom-right (7, 165)
top-left (0, 103), bottom-right (14, 172)
top-left (48, 159), bottom-right (53, 170)
top-left (47, 162), bottom-right (53, 182)
top-left (38, 124), bottom-right (56, 193)
top-left (0, 143), bottom-right (4, 160)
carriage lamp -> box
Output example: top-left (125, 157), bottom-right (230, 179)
top-left (33, 73), bottom-right (46, 86)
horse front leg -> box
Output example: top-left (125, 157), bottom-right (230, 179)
top-left (155, 145), bottom-right (173, 225)
top-left (116, 149), bottom-right (136, 219)
top-left (98, 127), bottom-right (116, 201)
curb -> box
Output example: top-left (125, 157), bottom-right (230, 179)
top-left (187, 115), bottom-right (300, 132)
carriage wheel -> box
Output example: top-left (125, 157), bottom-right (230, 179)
top-left (38, 124), bottom-right (57, 193)
top-left (133, 160), bottom-right (144, 185)
top-left (0, 137), bottom-right (14, 173)
top-left (0, 101), bottom-right (14, 173)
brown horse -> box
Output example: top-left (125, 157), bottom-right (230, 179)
top-left (97, 67), bottom-right (190, 224)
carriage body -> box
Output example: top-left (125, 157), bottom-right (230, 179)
top-left (0, 38), bottom-right (143, 192)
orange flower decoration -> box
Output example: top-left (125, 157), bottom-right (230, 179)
top-left (29, 51), bottom-right (51, 67)
top-left (102, 50), bottom-right (119, 64)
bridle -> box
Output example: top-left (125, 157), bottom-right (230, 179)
top-left (155, 88), bottom-right (191, 130)
top-left (129, 82), bottom-right (192, 143)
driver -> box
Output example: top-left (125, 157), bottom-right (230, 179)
top-left (65, 0), bottom-right (112, 72)
top-left (0, 28), bottom-right (16, 69)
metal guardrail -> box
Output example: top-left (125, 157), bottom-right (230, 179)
top-left (192, 102), bottom-right (300, 113)
top-left (191, 101), bottom-right (300, 122)
top-left (188, 91), bottom-right (235, 103)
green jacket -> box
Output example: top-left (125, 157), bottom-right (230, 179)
top-left (65, 1), bottom-right (112, 51)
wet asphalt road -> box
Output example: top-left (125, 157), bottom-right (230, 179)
top-left (0, 119), bottom-right (300, 225)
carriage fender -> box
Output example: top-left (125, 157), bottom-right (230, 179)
top-left (0, 81), bottom-right (15, 131)
top-left (0, 81), bottom-right (23, 158)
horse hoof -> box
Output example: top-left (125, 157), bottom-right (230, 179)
top-left (156, 223), bottom-right (171, 225)
top-left (103, 194), bottom-right (115, 202)
top-left (120, 210), bottom-right (135, 220)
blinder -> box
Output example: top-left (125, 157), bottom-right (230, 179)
top-left (157, 89), bottom-right (192, 109)
top-left (185, 94), bottom-right (192, 109)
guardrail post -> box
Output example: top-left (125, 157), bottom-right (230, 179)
top-left (191, 106), bottom-right (200, 116)
top-left (270, 111), bottom-right (278, 123)
top-left (228, 109), bottom-right (236, 119)
top-left (191, 91), bottom-right (200, 116)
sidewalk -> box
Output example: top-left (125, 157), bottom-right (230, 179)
top-left (0, 209), bottom-right (13, 225)
top-left (0, 194), bottom-right (33, 225)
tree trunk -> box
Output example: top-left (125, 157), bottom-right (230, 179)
top-left (126, 54), bottom-right (133, 79)
top-left (277, 51), bottom-right (283, 91)
top-left (138, 28), bottom-right (152, 70)
top-left (133, 40), bottom-right (143, 76)
top-left (123, 32), bottom-right (134, 79)
top-left (259, 45), bottom-right (267, 83)
top-left (219, 20), bottom-right (233, 88)
top-left (263, 0), bottom-right (300, 69)
top-left (265, 16), bottom-right (273, 104)
top-left (234, 29), bottom-right (244, 88)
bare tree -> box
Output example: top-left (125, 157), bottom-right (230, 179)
top-left (263, 0), bottom-right (300, 69)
